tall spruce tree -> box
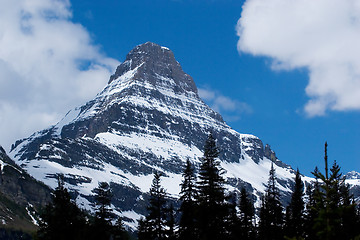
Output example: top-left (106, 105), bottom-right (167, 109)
top-left (339, 182), bottom-right (359, 239)
top-left (238, 188), bottom-right (255, 240)
top-left (37, 176), bottom-right (87, 240)
top-left (259, 163), bottom-right (283, 240)
top-left (311, 142), bottom-right (360, 240)
top-left (304, 168), bottom-right (324, 240)
top-left (91, 181), bottom-right (114, 240)
top-left (286, 168), bottom-right (305, 239)
top-left (139, 172), bottom-right (168, 240)
top-left (225, 192), bottom-right (240, 240)
top-left (196, 133), bottom-right (227, 240)
top-left (112, 217), bottom-right (130, 240)
top-left (166, 204), bottom-right (176, 240)
top-left (178, 159), bottom-right (198, 240)
top-left (138, 217), bottom-right (152, 240)
top-left (312, 143), bottom-right (342, 240)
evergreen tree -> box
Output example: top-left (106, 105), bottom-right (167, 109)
top-left (312, 143), bottom-right (342, 240)
top-left (37, 176), bottom-right (87, 240)
top-left (138, 217), bottom-right (152, 240)
top-left (90, 181), bottom-right (114, 240)
top-left (139, 172), bottom-right (168, 240)
top-left (112, 217), bottom-right (130, 240)
top-left (93, 182), bottom-right (113, 221)
top-left (166, 204), bottom-right (176, 240)
top-left (238, 188), bottom-right (255, 240)
top-left (258, 163), bottom-right (283, 240)
top-left (258, 194), bottom-right (267, 240)
top-left (196, 133), bottom-right (227, 240)
top-left (304, 168), bottom-right (323, 240)
top-left (286, 168), bottom-right (305, 239)
top-left (339, 182), bottom-right (359, 239)
top-left (178, 159), bottom-right (198, 240)
top-left (311, 142), bottom-right (359, 240)
top-left (224, 192), bottom-right (240, 240)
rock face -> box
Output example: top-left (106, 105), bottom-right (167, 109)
top-left (0, 146), bottom-right (51, 232)
top-left (10, 42), bottom-right (310, 228)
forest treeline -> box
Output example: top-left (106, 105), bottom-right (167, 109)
top-left (37, 135), bottom-right (360, 240)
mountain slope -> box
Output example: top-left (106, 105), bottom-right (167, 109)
top-left (10, 42), bottom-right (347, 229)
top-left (0, 146), bottom-right (51, 233)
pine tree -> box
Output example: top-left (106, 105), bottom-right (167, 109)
top-left (225, 192), bottom-right (240, 240)
top-left (339, 182), bottom-right (359, 239)
top-left (178, 159), bottom-right (198, 240)
top-left (312, 143), bottom-right (343, 240)
top-left (286, 168), bottom-right (305, 239)
top-left (138, 217), bottom-right (152, 240)
top-left (37, 176), bottom-right (87, 240)
top-left (90, 181), bottom-right (114, 240)
top-left (139, 171), bottom-right (168, 240)
top-left (310, 142), bottom-right (360, 240)
top-left (304, 169), bottom-right (323, 240)
top-left (238, 188), bottom-right (255, 240)
top-left (166, 204), bottom-right (176, 240)
top-left (93, 182), bottom-right (113, 221)
top-left (196, 133), bottom-right (227, 240)
top-left (258, 163), bottom-right (283, 240)
top-left (113, 217), bottom-right (130, 240)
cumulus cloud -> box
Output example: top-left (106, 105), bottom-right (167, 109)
top-left (237, 0), bottom-right (360, 116)
top-left (0, 0), bottom-right (119, 149)
top-left (198, 88), bottom-right (252, 121)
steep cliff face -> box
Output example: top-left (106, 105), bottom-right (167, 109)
top-left (10, 42), bottom-right (308, 228)
top-left (0, 146), bottom-right (51, 232)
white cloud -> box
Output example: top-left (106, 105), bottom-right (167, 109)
top-left (198, 88), bottom-right (252, 121)
top-left (237, 0), bottom-right (360, 116)
top-left (0, 0), bottom-right (119, 150)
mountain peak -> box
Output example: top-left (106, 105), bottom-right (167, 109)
top-left (108, 42), bottom-right (197, 95)
top-left (128, 42), bottom-right (172, 58)
top-left (124, 42), bottom-right (175, 68)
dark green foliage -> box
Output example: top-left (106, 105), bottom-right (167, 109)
top-left (178, 159), bottom-right (198, 240)
top-left (309, 142), bottom-right (359, 240)
top-left (339, 183), bottom-right (359, 239)
top-left (238, 188), bottom-right (255, 240)
top-left (259, 163), bottom-right (283, 240)
top-left (137, 217), bottom-right (152, 240)
top-left (90, 181), bottom-right (114, 240)
top-left (37, 177), bottom-right (87, 240)
top-left (90, 181), bottom-right (130, 240)
top-left (166, 204), bottom-right (176, 240)
top-left (138, 172), bottom-right (168, 240)
top-left (286, 169), bottom-right (305, 239)
top-left (304, 168), bottom-right (323, 240)
top-left (113, 217), bottom-right (130, 240)
top-left (93, 182), bottom-right (113, 221)
top-left (225, 192), bottom-right (240, 240)
top-left (196, 133), bottom-right (227, 240)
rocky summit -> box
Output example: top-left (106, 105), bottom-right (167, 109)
top-left (8, 42), bottom-right (358, 229)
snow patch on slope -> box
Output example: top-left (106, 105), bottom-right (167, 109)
top-left (96, 132), bottom-right (202, 163)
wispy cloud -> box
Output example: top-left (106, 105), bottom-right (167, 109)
top-left (0, 0), bottom-right (119, 149)
top-left (198, 88), bottom-right (252, 121)
top-left (237, 0), bottom-right (360, 117)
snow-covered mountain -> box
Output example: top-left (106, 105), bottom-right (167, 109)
top-left (9, 42), bottom-right (357, 229)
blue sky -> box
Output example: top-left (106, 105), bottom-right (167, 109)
top-left (0, 0), bottom-right (359, 176)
